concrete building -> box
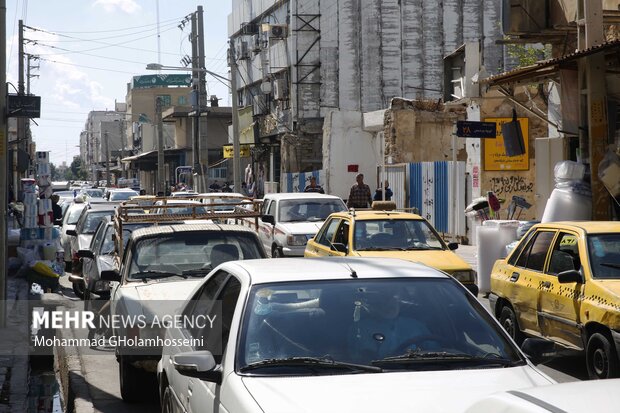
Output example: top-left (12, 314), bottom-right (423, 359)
top-left (80, 110), bottom-right (124, 183)
top-left (229, 0), bottom-right (507, 198)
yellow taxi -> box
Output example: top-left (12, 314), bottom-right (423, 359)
top-left (304, 208), bottom-right (478, 295)
top-left (489, 221), bottom-right (620, 379)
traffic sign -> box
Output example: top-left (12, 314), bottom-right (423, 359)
top-left (456, 121), bottom-right (496, 138)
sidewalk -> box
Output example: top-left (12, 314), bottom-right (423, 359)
top-left (0, 274), bottom-right (30, 413)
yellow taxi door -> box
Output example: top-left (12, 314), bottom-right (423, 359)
top-left (504, 230), bottom-right (557, 337)
top-left (538, 231), bottom-right (583, 349)
top-left (305, 217), bottom-right (343, 257)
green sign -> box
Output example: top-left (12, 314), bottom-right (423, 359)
top-left (133, 74), bottom-right (191, 89)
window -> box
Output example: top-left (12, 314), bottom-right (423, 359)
top-left (508, 230), bottom-right (536, 266)
top-left (200, 276), bottom-right (242, 363)
top-left (548, 232), bottom-right (581, 275)
top-left (184, 271), bottom-right (228, 338)
top-left (178, 95), bottom-right (187, 105)
top-left (157, 95), bottom-right (172, 107)
top-left (316, 219), bottom-right (340, 247)
top-left (334, 221), bottom-right (349, 248)
top-left (266, 200), bottom-right (276, 216)
top-left (515, 231), bottom-right (555, 272)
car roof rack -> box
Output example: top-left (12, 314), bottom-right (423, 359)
top-left (112, 195), bottom-right (262, 259)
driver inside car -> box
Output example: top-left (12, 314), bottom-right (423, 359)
top-left (348, 288), bottom-right (433, 361)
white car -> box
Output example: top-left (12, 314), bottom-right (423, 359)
top-left (103, 223), bottom-right (267, 402)
top-left (158, 257), bottom-right (556, 413)
top-left (239, 192), bottom-right (347, 257)
top-left (60, 200), bottom-right (87, 271)
top-left (464, 378), bottom-right (620, 413)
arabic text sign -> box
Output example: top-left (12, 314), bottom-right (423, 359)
top-left (7, 95), bottom-right (41, 118)
top-left (456, 121), bottom-right (497, 138)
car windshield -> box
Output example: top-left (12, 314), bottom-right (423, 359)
top-left (158, 205), bottom-right (208, 215)
top-left (100, 224), bottom-right (150, 255)
top-left (587, 233), bottom-right (620, 279)
top-left (354, 219), bottom-right (446, 251)
top-left (66, 206), bottom-right (86, 225)
top-left (127, 232), bottom-right (264, 279)
top-left (83, 189), bottom-right (104, 198)
top-left (208, 198), bottom-right (243, 212)
top-left (237, 278), bottom-right (523, 375)
top-left (110, 191), bottom-right (138, 201)
top-left (278, 199), bottom-right (346, 222)
top-left (81, 211), bottom-right (114, 234)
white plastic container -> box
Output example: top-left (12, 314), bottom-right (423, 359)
top-left (541, 188), bottom-right (592, 223)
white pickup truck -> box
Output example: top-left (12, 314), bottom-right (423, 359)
top-left (237, 193), bottom-right (347, 257)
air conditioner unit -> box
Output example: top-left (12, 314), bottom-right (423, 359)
top-left (241, 22), bottom-right (258, 35)
top-left (236, 40), bottom-right (249, 60)
top-left (269, 24), bottom-right (288, 38)
top-left (253, 95), bottom-right (267, 115)
top-left (272, 79), bottom-right (288, 100)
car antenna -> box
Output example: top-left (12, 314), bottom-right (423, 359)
top-left (342, 262), bottom-right (357, 278)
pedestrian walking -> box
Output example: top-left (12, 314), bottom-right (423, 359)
top-left (347, 173), bottom-right (372, 209)
top-left (304, 176), bottom-right (325, 194)
top-left (374, 180), bottom-right (393, 201)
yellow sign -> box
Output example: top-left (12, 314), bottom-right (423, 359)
top-left (223, 145), bottom-right (250, 159)
top-left (560, 236), bottom-right (577, 247)
top-left (483, 117), bottom-right (529, 171)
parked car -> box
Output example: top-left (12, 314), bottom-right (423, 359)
top-left (489, 221), bottom-right (620, 379)
top-left (158, 257), bottom-right (555, 413)
top-left (60, 200), bottom-right (88, 271)
top-left (464, 378), bottom-right (620, 413)
top-left (106, 188), bottom-right (139, 202)
top-left (305, 208), bottom-right (479, 295)
top-left (236, 192), bottom-right (347, 257)
top-left (77, 216), bottom-right (150, 308)
top-left (102, 222), bottom-right (266, 402)
top-left (66, 203), bottom-right (117, 298)
top-left (79, 188), bottom-right (105, 199)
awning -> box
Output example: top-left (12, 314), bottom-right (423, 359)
top-left (482, 39), bottom-right (620, 87)
top-left (121, 150), bottom-right (157, 163)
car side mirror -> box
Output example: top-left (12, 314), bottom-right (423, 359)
top-left (447, 242), bottom-right (459, 251)
top-left (100, 269), bottom-right (120, 282)
top-left (558, 270), bottom-right (583, 284)
top-left (332, 242), bottom-right (348, 254)
top-left (66, 229), bottom-right (77, 237)
top-left (521, 338), bottom-right (556, 365)
top-left (172, 351), bottom-right (222, 383)
top-left (77, 249), bottom-right (95, 259)
top-left (262, 214), bottom-right (275, 225)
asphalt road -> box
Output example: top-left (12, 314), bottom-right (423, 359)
top-left (56, 266), bottom-right (588, 413)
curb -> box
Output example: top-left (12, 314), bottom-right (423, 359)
top-left (50, 293), bottom-right (95, 413)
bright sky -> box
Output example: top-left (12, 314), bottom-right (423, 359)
top-left (6, 0), bottom-right (232, 166)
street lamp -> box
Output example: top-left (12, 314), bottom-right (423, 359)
top-left (146, 63), bottom-right (240, 193)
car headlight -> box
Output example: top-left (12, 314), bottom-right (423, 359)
top-left (451, 270), bottom-right (477, 284)
top-left (94, 280), bottom-right (110, 291)
top-left (287, 234), bottom-right (309, 246)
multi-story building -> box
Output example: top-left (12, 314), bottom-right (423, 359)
top-left (81, 110), bottom-right (124, 182)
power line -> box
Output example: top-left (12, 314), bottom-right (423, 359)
top-left (38, 57), bottom-right (139, 75)
top-left (39, 15), bottom-right (187, 34)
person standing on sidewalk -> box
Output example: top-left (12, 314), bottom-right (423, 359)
top-left (304, 176), bottom-right (325, 193)
top-left (347, 173), bottom-right (373, 209)
top-left (374, 180), bottom-right (393, 201)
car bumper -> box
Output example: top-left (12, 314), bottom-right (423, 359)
top-left (281, 245), bottom-right (307, 256)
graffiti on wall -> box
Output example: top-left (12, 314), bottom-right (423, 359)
top-left (489, 176), bottom-right (534, 196)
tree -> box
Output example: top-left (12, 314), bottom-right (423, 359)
top-left (68, 156), bottom-right (88, 181)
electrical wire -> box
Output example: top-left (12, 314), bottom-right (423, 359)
top-left (38, 57), bottom-right (139, 75)
top-left (40, 15), bottom-right (187, 34)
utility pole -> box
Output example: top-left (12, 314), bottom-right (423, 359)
top-left (1, 0), bottom-right (8, 327)
top-left (197, 6), bottom-right (208, 191)
top-left (156, 97), bottom-right (165, 195)
top-left (190, 11), bottom-right (201, 192)
top-left (578, 0), bottom-right (609, 219)
top-left (104, 130), bottom-right (110, 187)
top-left (18, 20), bottom-right (27, 178)
top-left (230, 42), bottom-right (241, 193)
top-left (119, 121), bottom-right (126, 179)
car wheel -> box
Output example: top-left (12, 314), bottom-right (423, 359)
top-left (499, 305), bottom-right (524, 345)
top-left (72, 281), bottom-right (85, 300)
top-left (586, 332), bottom-right (620, 379)
top-left (119, 355), bottom-right (145, 402)
top-left (272, 246), bottom-right (283, 258)
top-left (162, 386), bottom-right (175, 413)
